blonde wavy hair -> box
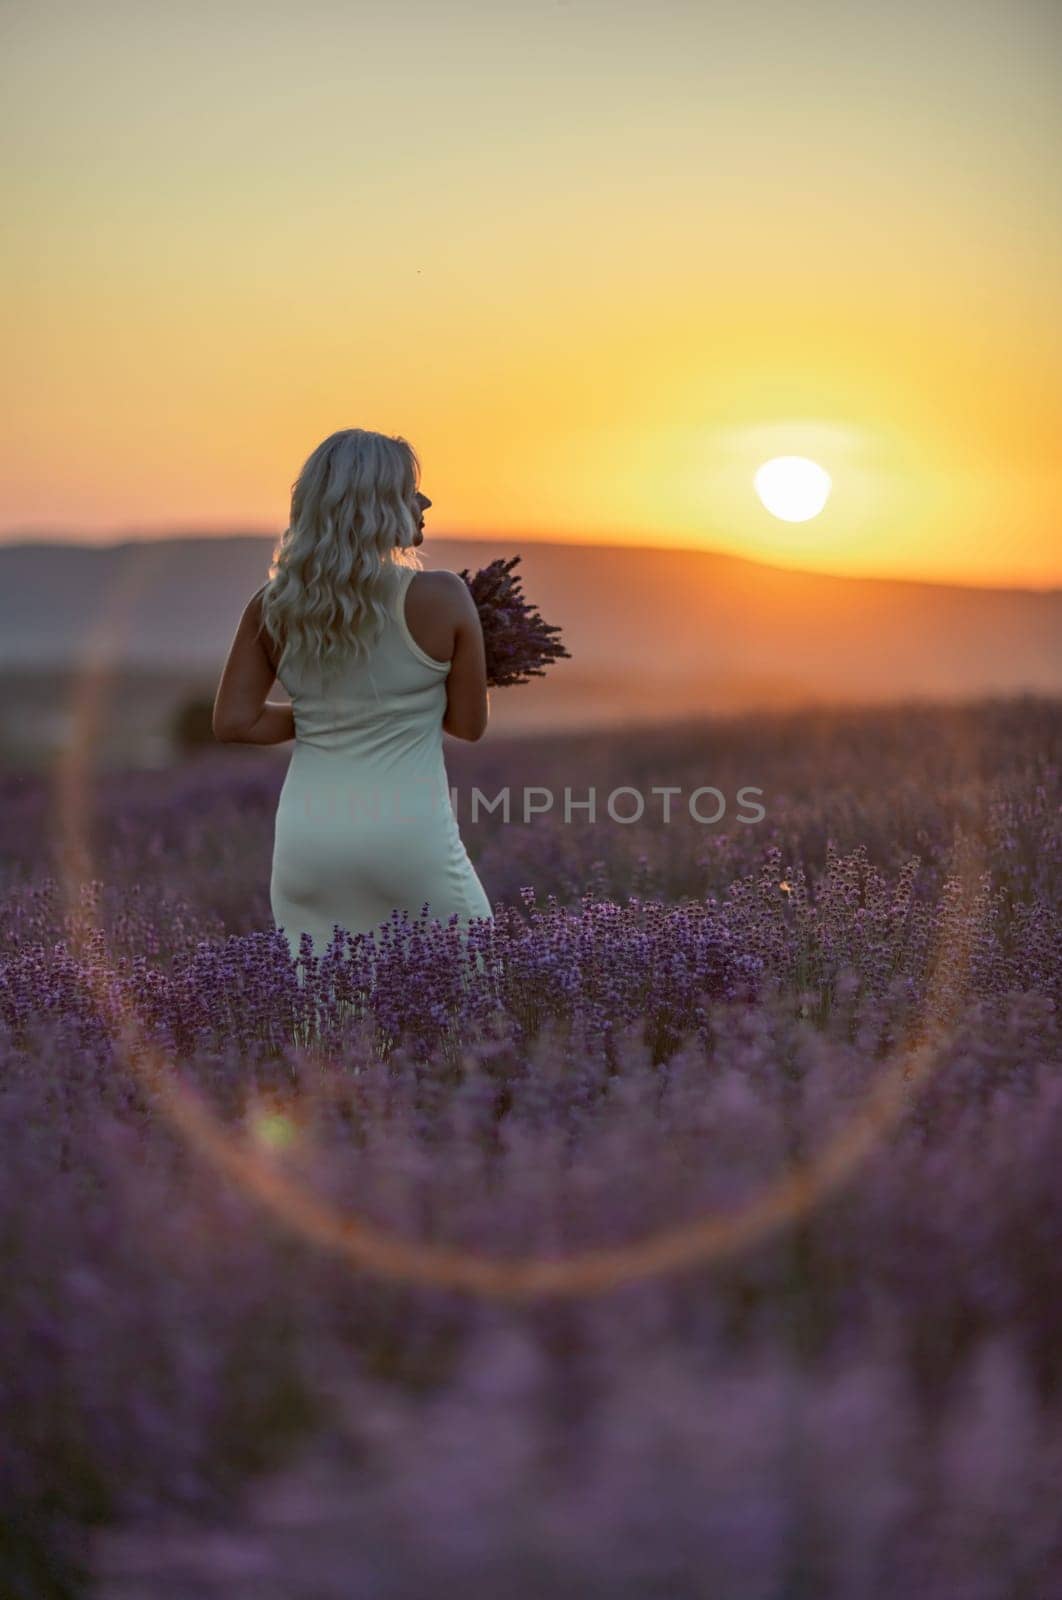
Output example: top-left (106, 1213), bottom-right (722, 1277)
top-left (260, 428), bottom-right (424, 679)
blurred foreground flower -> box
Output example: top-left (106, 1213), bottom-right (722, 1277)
top-left (459, 554), bottom-right (571, 688)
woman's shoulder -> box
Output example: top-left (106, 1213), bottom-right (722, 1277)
top-left (245, 581), bottom-right (271, 632)
top-left (408, 566), bottom-right (463, 588)
top-left (245, 582), bottom-right (279, 670)
top-left (408, 568), bottom-right (473, 611)
top-left (403, 569), bottom-right (475, 660)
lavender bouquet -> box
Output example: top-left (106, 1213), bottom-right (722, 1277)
top-left (459, 554), bottom-right (571, 688)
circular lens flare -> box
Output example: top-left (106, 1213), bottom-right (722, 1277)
top-left (48, 557), bottom-right (984, 1302)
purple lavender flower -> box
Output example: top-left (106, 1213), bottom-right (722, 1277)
top-left (459, 555), bottom-right (571, 687)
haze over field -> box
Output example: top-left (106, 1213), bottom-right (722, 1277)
top-left (2, 537), bottom-right (1058, 742)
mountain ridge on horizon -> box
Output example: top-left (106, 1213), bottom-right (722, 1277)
top-left (1, 534), bottom-right (1059, 735)
top-left (0, 528), bottom-right (1057, 598)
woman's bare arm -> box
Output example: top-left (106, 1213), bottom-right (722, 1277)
top-left (439, 574), bottom-right (489, 742)
top-left (212, 590), bottom-right (295, 746)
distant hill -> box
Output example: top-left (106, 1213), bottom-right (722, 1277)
top-left (1, 535), bottom-right (1059, 738)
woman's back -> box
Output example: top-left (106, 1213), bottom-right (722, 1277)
top-left (269, 564), bottom-right (492, 955)
top-left (276, 564), bottom-right (450, 756)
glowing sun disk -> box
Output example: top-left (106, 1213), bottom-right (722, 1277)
top-left (754, 456), bottom-right (832, 522)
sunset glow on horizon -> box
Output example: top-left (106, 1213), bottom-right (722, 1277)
top-left (2, 1), bottom-right (1059, 588)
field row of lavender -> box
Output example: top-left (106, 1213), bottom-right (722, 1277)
top-left (1, 698), bottom-right (1060, 1597)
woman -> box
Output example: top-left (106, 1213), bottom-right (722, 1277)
top-left (212, 427), bottom-right (493, 959)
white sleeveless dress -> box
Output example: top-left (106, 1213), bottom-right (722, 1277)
top-left (269, 564), bottom-right (493, 958)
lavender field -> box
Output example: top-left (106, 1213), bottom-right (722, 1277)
top-left (2, 697), bottom-right (1060, 1598)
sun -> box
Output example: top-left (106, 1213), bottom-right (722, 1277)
top-left (754, 456), bottom-right (832, 522)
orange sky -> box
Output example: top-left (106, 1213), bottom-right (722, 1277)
top-left (2, 0), bottom-right (1059, 587)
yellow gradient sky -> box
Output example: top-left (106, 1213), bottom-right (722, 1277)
top-left (2, 0), bottom-right (1059, 586)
